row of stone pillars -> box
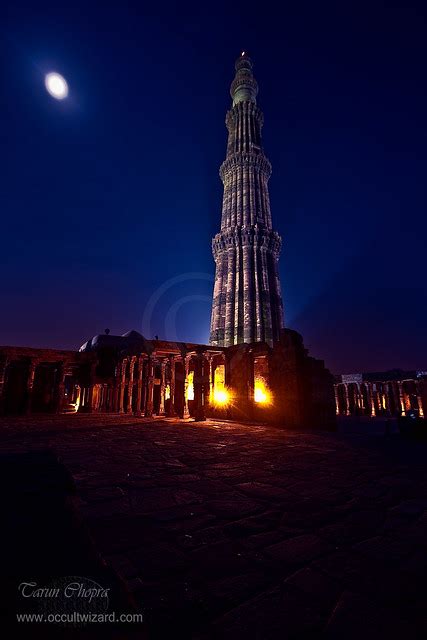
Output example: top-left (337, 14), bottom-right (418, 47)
top-left (0, 351), bottom-right (225, 417)
top-left (335, 381), bottom-right (425, 417)
top-left (116, 352), bottom-right (223, 421)
top-left (0, 357), bottom-right (83, 415)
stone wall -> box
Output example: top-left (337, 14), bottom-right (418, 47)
top-left (0, 334), bottom-right (336, 431)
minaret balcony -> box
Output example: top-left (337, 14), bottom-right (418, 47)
top-left (212, 227), bottom-right (282, 259)
top-left (219, 153), bottom-right (272, 181)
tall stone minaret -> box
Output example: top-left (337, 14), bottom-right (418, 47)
top-left (209, 52), bottom-right (284, 347)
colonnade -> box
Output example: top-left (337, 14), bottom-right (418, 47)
top-left (107, 349), bottom-right (226, 420)
top-left (334, 379), bottom-right (425, 418)
top-left (0, 349), bottom-right (229, 418)
top-left (0, 355), bottom-right (84, 414)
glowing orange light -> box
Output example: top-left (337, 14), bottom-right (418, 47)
top-left (254, 379), bottom-right (271, 404)
top-left (213, 388), bottom-right (230, 406)
top-left (73, 386), bottom-right (81, 412)
top-left (186, 371), bottom-right (194, 401)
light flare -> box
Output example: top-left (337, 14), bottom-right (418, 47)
top-left (254, 379), bottom-right (271, 404)
top-left (213, 388), bottom-right (230, 406)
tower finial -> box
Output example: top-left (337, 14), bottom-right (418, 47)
top-left (230, 52), bottom-right (258, 105)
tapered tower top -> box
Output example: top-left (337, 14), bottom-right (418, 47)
top-left (230, 51), bottom-right (259, 106)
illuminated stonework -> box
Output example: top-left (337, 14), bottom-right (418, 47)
top-left (0, 330), bottom-right (340, 429)
top-left (334, 371), bottom-right (427, 418)
top-left (210, 53), bottom-right (284, 348)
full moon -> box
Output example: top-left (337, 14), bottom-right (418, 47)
top-left (45, 72), bottom-right (68, 99)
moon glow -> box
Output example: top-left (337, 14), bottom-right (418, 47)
top-left (45, 72), bottom-right (68, 99)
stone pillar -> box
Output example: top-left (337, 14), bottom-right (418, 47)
top-left (167, 356), bottom-right (177, 417)
top-left (183, 355), bottom-right (191, 418)
top-left (391, 382), bottom-right (400, 416)
top-left (86, 386), bottom-right (94, 412)
top-left (416, 382), bottom-right (424, 418)
top-left (86, 386), bottom-right (93, 412)
top-left (85, 362), bottom-right (97, 413)
top-left (374, 383), bottom-right (382, 415)
top-left (194, 352), bottom-right (206, 422)
top-left (206, 355), bottom-right (214, 406)
top-left (398, 382), bottom-right (405, 416)
top-left (126, 356), bottom-right (136, 414)
top-left (359, 383), bottom-right (365, 410)
top-left (119, 359), bottom-right (127, 414)
top-left (55, 363), bottom-right (66, 414)
top-left (26, 361), bottom-right (37, 414)
top-left (367, 383), bottom-right (376, 417)
top-left (356, 384), bottom-right (362, 410)
top-left (390, 382), bottom-right (397, 415)
top-left (159, 360), bottom-right (167, 416)
top-left (247, 349), bottom-right (255, 419)
top-left (344, 383), bottom-right (350, 416)
top-left (334, 384), bottom-right (340, 415)
top-left (382, 383), bottom-right (390, 414)
top-left (112, 363), bottom-right (121, 412)
top-left (0, 357), bottom-right (9, 414)
top-left (98, 384), bottom-right (104, 412)
top-left (135, 356), bottom-right (144, 416)
top-left (145, 357), bottom-right (154, 417)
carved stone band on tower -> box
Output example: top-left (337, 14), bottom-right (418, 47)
top-left (210, 52), bottom-right (284, 347)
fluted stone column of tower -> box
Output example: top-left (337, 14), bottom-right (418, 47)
top-left (210, 52), bottom-right (284, 347)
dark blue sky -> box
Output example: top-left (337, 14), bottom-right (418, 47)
top-left (2, 0), bottom-right (426, 373)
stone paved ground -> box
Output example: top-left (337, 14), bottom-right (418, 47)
top-left (2, 414), bottom-right (427, 639)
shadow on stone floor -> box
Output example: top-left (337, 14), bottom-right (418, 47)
top-left (1, 450), bottom-right (146, 638)
top-left (2, 417), bottom-right (427, 638)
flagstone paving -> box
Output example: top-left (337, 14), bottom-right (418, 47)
top-left (2, 414), bottom-right (427, 638)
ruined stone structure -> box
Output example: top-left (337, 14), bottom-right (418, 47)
top-left (0, 329), bottom-right (336, 429)
top-left (210, 52), bottom-right (284, 347)
top-left (0, 347), bottom-right (94, 415)
top-left (335, 370), bottom-right (427, 418)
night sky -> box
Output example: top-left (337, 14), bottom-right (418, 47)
top-left (2, 1), bottom-right (426, 374)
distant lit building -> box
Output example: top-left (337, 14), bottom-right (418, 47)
top-left (334, 370), bottom-right (426, 418)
